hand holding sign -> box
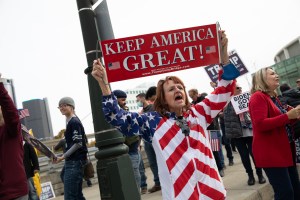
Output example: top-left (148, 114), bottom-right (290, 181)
top-left (219, 30), bottom-right (229, 65)
top-left (92, 59), bottom-right (109, 85)
top-left (92, 59), bottom-right (112, 96)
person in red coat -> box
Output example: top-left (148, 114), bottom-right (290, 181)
top-left (0, 73), bottom-right (28, 199)
top-left (249, 67), bottom-right (300, 200)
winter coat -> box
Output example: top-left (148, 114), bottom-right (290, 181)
top-left (249, 91), bottom-right (294, 167)
top-left (223, 102), bottom-right (243, 138)
top-left (279, 88), bottom-right (300, 139)
top-left (0, 83), bottom-right (28, 199)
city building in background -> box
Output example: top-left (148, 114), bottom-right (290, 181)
top-left (2, 78), bottom-right (17, 105)
top-left (272, 36), bottom-right (300, 89)
top-left (124, 82), bottom-right (155, 112)
top-left (22, 98), bottom-right (54, 139)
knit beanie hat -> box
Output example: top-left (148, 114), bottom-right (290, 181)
top-left (59, 97), bottom-right (75, 109)
top-left (113, 90), bottom-right (127, 98)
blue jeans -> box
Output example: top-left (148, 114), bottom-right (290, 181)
top-left (144, 141), bottom-right (160, 186)
top-left (139, 152), bottom-right (147, 188)
top-left (264, 166), bottom-right (300, 200)
top-left (64, 160), bottom-right (86, 200)
top-left (28, 177), bottom-right (39, 200)
top-left (129, 153), bottom-right (141, 189)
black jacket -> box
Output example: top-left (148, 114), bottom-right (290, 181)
top-left (23, 142), bottom-right (40, 179)
top-left (279, 88), bottom-right (300, 139)
top-left (279, 88), bottom-right (300, 108)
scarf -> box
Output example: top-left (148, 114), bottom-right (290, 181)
top-left (239, 111), bottom-right (252, 129)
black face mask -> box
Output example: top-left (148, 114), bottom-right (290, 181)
top-left (176, 116), bottom-right (190, 136)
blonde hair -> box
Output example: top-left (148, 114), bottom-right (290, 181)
top-left (250, 67), bottom-right (277, 96)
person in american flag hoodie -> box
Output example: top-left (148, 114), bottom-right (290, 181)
top-left (92, 31), bottom-right (239, 200)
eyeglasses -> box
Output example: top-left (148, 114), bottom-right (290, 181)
top-left (57, 104), bottom-right (69, 109)
top-left (236, 87), bottom-right (242, 90)
top-left (175, 116), bottom-right (190, 136)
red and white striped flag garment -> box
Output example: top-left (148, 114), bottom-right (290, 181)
top-left (18, 108), bottom-right (30, 119)
top-left (152, 79), bottom-right (235, 200)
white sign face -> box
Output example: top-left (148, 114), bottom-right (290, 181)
top-left (40, 182), bottom-right (56, 200)
top-left (231, 91), bottom-right (251, 114)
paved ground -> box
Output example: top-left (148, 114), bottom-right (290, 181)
top-left (53, 151), bottom-right (274, 200)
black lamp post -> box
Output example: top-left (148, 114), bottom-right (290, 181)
top-left (76, 0), bottom-right (140, 199)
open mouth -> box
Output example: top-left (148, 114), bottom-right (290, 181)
top-left (175, 94), bottom-right (183, 101)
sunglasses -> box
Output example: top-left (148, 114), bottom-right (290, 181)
top-left (236, 87), bottom-right (242, 90)
top-left (176, 116), bottom-right (190, 136)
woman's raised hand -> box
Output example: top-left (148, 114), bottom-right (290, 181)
top-left (219, 30), bottom-right (229, 65)
top-left (92, 59), bottom-right (111, 95)
top-left (92, 59), bottom-right (109, 85)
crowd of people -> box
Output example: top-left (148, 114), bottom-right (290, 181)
top-left (1, 32), bottom-right (300, 200)
top-left (90, 31), bottom-right (300, 199)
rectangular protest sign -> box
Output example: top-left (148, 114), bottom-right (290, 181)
top-left (100, 23), bottom-right (221, 82)
top-left (40, 182), bottom-right (56, 200)
top-left (231, 91), bottom-right (251, 114)
top-left (204, 50), bottom-right (248, 83)
top-left (21, 124), bottom-right (56, 160)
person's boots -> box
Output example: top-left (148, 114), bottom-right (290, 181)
top-left (258, 175), bottom-right (266, 184)
top-left (247, 174), bottom-right (255, 186)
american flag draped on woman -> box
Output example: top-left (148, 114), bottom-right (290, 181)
top-left (92, 31), bottom-right (239, 200)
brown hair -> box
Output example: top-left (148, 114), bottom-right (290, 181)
top-left (250, 67), bottom-right (277, 96)
top-left (154, 76), bottom-right (190, 117)
top-left (188, 88), bottom-right (198, 95)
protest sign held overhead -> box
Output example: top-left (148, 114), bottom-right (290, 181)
top-left (204, 50), bottom-right (248, 83)
top-left (100, 23), bottom-right (222, 82)
top-left (231, 91), bottom-right (251, 114)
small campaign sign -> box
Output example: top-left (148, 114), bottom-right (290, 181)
top-left (204, 50), bottom-right (248, 83)
top-left (40, 182), bottom-right (56, 200)
top-left (231, 91), bottom-right (251, 114)
top-left (100, 23), bottom-right (222, 82)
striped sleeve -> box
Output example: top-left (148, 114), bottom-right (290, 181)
top-left (193, 78), bottom-right (236, 128)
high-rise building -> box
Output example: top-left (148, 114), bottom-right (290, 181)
top-left (272, 36), bottom-right (300, 89)
top-left (22, 98), bottom-right (54, 139)
top-left (121, 82), bottom-right (155, 112)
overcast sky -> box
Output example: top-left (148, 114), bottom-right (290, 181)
top-left (1, 0), bottom-right (300, 136)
